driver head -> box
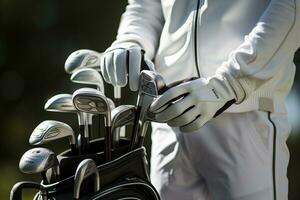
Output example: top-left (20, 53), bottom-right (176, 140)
top-left (29, 120), bottom-right (76, 145)
top-left (19, 148), bottom-right (59, 175)
top-left (70, 68), bottom-right (105, 93)
top-left (64, 49), bottom-right (102, 74)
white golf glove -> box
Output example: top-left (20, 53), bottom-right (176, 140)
top-left (101, 43), bottom-right (154, 91)
top-left (149, 74), bottom-right (245, 133)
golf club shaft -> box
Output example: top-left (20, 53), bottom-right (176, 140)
top-left (130, 95), bottom-right (143, 150)
top-left (105, 126), bottom-right (112, 161)
top-left (79, 125), bottom-right (88, 154)
top-left (137, 120), bottom-right (150, 148)
top-left (71, 144), bottom-right (77, 155)
top-left (114, 86), bottom-right (125, 145)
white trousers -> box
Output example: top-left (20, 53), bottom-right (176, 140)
top-left (150, 111), bottom-right (290, 200)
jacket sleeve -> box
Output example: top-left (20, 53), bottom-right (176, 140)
top-left (111, 0), bottom-right (164, 60)
top-left (216, 0), bottom-right (299, 102)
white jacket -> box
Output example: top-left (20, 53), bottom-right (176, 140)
top-left (112, 0), bottom-right (300, 114)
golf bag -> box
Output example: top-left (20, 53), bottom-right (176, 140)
top-left (11, 139), bottom-right (160, 200)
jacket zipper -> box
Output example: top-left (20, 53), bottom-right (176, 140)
top-left (193, 0), bottom-right (201, 78)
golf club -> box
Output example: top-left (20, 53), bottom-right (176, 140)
top-left (72, 88), bottom-right (112, 161)
top-left (44, 94), bottom-right (91, 154)
top-left (129, 70), bottom-right (165, 150)
top-left (74, 159), bottom-right (100, 200)
top-left (111, 105), bottom-right (136, 148)
top-left (19, 147), bottom-right (60, 184)
top-left (29, 120), bottom-right (77, 155)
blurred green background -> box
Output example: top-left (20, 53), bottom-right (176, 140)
top-left (0, 0), bottom-right (299, 199)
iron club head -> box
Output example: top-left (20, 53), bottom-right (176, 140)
top-left (70, 68), bottom-right (105, 93)
top-left (74, 159), bottom-right (100, 200)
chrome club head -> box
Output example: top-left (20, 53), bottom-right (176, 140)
top-left (70, 68), bottom-right (105, 93)
top-left (64, 49), bottom-right (102, 74)
top-left (19, 148), bottom-right (59, 184)
top-left (72, 88), bottom-right (111, 125)
top-left (111, 105), bottom-right (136, 148)
top-left (44, 94), bottom-right (84, 125)
top-left (29, 120), bottom-right (77, 155)
top-left (139, 70), bottom-right (166, 97)
top-left (74, 159), bottom-right (100, 200)
top-left (111, 105), bottom-right (136, 134)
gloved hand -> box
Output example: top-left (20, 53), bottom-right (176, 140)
top-left (149, 74), bottom-right (245, 132)
top-left (100, 43), bottom-right (154, 91)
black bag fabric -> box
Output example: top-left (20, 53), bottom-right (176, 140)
top-left (12, 139), bottom-right (160, 200)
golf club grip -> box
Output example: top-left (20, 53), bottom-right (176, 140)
top-left (10, 181), bottom-right (41, 200)
top-left (213, 99), bottom-right (236, 118)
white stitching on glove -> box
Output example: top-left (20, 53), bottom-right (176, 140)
top-left (149, 75), bottom-right (240, 133)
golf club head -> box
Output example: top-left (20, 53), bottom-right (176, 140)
top-left (139, 70), bottom-right (166, 97)
top-left (73, 87), bottom-right (112, 161)
top-left (72, 88), bottom-right (111, 117)
top-left (111, 105), bottom-right (136, 131)
top-left (74, 159), bottom-right (100, 200)
top-left (29, 120), bottom-right (76, 145)
top-left (44, 94), bottom-right (85, 125)
top-left (44, 94), bottom-right (78, 113)
top-left (64, 49), bottom-right (102, 74)
top-left (70, 68), bottom-right (105, 93)
top-left (19, 148), bottom-right (59, 175)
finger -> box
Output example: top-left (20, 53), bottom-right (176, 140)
top-left (128, 48), bottom-right (141, 91)
top-left (180, 114), bottom-right (211, 133)
top-left (113, 50), bottom-right (127, 87)
top-left (150, 84), bottom-right (189, 112)
top-left (106, 52), bottom-right (117, 86)
top-left (167, 106), bottom-right (198, 127)
top-left (155, 95), bottom-right (194, 122)
top-left (100, 56), bottom-right (111, 84)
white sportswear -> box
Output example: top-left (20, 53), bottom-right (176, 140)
top-left (108, 0), bottom-right (298, 199)
top-left (113, 0), bottom-right (300, 114)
